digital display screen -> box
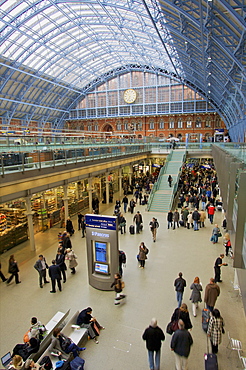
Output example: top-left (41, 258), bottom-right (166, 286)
top-left (95, 263), bottom-right (109, 274)
top-left (95, 241), bottom-right (107, 263)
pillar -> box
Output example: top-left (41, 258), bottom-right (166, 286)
top-left (106, 172), bottom-right (110, 204)
top-left (88, 177), bottom-right (93, 213)
top-left (118, 168), bottom-right (123, 196)
top-left (143, 160), bottom-right (147, 174)
top-left (128, 166), bottom-right (133, 185)
top-left (25, 196), bottom-right (35, 251)
top-left (149, 159), bottom-right (152, 174)
top-left (63, 184), bottom-right (69, 221)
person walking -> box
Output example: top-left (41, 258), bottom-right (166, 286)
top-left (122, 195), bottom-right (128, 213)
top-left (77, 212), bottom-right (83, 230)
top-left (167, 210), bottom-right (173, 229)
top-left (48, 260), bottom-right (62, 293)
top-left (0, 262), bottom-right (7, 282)
top-left (170, 319), bottom-right (193, 370)
top-left (207, 309), bottom-right (225, 354)
top-left (66, 217), bottom-right (74, 235)
top-left (6, 255), bottom-right (21, 285)
top-left (34, 254), bottom-right (49, 288)
top-left (111, 273), bottom-right (125, 304)
top-left (55, 249), bottom-right (67, 283)
top-left (199, 209), bottom-right (206, 227)
top-left (189, 277), bottom-right (203, 317)
top-left (170, 303), bottom-right (193, 331)
top-left (168, 175), bottom-right (173, 187)
top-left (119, 213), bottom-right (126, 234)
top-left (138, 242), bottom-right (148, 268)
top-left (214, 254), bottom-right (227, 283)
top-left (173, 209), bottom-right (180, 230)
top-left (204, 278), bottom-right (220, 312)
top-left (174, 272), bottom-right (186, 308)
top-left (119, 250), bottom-right (126, 277)
top-left (133, 210), bottom-right (143, 234)
top-left (81, 215), bottom-right (86, 238)
top-left (211, 224), bottom-right (220, 244)
top-left (65, 248), bottom-right (78, 274)
top-left (149, 217), bottom-right (159, 242)
top-left (142, 318), bottom-right (165, 370)
top-left (208, 203), bottom-right (215, 224)
top-left (129, 198), bottom-right (136, 214)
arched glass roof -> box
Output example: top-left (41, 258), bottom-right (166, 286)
top-left (0, 0), bottom-right (245, 140)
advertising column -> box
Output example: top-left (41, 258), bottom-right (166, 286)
top-left (85, 214), bottom-right (119, 290)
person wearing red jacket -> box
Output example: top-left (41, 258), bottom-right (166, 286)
top-left (208, 204), bottom-right (215, 224)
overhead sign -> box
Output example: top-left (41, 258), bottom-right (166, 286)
top-left (85, 214), bottom-right (117, 230)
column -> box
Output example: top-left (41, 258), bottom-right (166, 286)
top-left (128, 166), bottom-right (132, 186)
top-left (149, 159), bottom-right (152, 174)
top-left (106, 172), bottom-right (110, 204)
top-left (63, 184), bottom-right (69, 221)
top-left (25, 196), bottom-right (35, 251)
top-left (88, 177), bottom-right (93, 213)
top-left (118, 168), bottom-right (123, 196)
top-left (143, 160), bottom-right (147, 174)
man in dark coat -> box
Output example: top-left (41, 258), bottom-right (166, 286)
top-left (174, 272), bottom-right (186, 308)
top-left (48, 260), bottom-right (62, 293)
top-left (204, 278), bottom-right (220, 312)
top-left (192, 208), bottom-right (200, 231)
top-left (142, 318), bottom-right (165, 370)
top-left (170, 320), bottom-right (193, 370)
top-left (55, 250), bottom-right (67, 283)
top-left (34, 254), bottom-right (49, 288)
top-left (167, 210), bottom-right (173, 229)
top-left (133, 211), bottom-right (143, 234)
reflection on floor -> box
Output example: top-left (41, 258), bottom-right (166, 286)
top-left (0, 200), bottom-right (245, 370)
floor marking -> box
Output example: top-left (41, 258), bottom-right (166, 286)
top-left (113, 339), bottom-right (132, 353)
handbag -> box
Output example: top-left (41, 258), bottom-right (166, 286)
top-left (171, 320), bottom-right (179, 332)
top-left (121, 281), bottom-right (125, 289)
top-left (166, 322), bottom-right (173, 335)
top-left (218, 232), bottom-right (222, 237)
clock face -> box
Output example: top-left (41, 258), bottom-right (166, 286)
top-left (123, 89), bottom-right (137, 104)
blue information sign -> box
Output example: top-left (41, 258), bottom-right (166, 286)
top-left (85, 214), bottom-right (117, 230)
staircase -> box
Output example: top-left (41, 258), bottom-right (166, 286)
top-left (148, 150), bottom-right (186, 212)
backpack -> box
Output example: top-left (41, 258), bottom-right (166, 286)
top-left (119, 251), bottom-right (126, 264)
top-left (38, 325), bottom-right (47, 341)
top-left (60, 335), bottom-right (72, 351)
top-left (70, 357), bottom-right (85, 370)
top-left (40, 356), bottom-right (53, 370)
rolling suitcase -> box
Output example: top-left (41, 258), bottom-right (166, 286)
top-left (204, 338), bottom-right (218, 370)
top-left (202, 308), bottom-right (210, 332)
top-left (129, 225), bottom-right (135, 234)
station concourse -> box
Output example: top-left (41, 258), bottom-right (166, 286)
top-left (0, 190), bottom-right (245, 370)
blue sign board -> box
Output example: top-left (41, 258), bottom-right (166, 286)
top-left (85, 214), bottom-right (117, 230)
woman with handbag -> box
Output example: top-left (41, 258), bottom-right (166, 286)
top-left (111, 273), bottom-right (125, 304)
top-left (119, 213), bottom-right (126, 234)
top-left (65, 248), bottom-right (78, 274)
top-left (207, 309), bottom-right (225, 354)
top-left (171, 303), bottom-right (193, 331)
top-left (190, 277), bottom-right (203, 317)
top-left (138, 242), bottom-right (148, 268)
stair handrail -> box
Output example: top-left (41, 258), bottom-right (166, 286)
top-left (168, 151), bottom-right (186, 210)
top-left (147, 150), bottom-right (173, 210)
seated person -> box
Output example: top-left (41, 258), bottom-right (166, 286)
top-left (24, 359), bottom-right (41, 370)
top-left (24, 317), bottom-right (45, 343)
top-left (10, 355), bottom-right (24, 370)
top-left (48, 328), bottom-right (85, 358)
top-left (12, 338), bottom-right (40, 361)
top-left (76, 307), bottom-right (104, 344)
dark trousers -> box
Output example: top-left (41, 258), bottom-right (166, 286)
top-left (39, 269), bottom-right (48, 286)
top-left (7, 272), bottom-right (19, 284)
top-left (51, 278), bottom-right (62, 292)
top-left (140, 260), bottom-right (145, 268)
top-left (214, 266), bottom-right (221, 283)
top-left (211, 341), bottom-right (218, 354)
top-left (60, 269), bottom-right (66, 282)
top-left (0, 270), bottom-right (7, 282)
top-left (81, 228), bottom-right (86, 237)
top-left (173, 221), bottom-right (179, 229)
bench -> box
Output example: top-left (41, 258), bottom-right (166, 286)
top-left (37, 311), bottom-right (88, 367)
top-left (32, 310), bottom-right (70, 363)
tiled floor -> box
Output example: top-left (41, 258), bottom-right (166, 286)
top-left (0, 199), bottom-right (245, 370)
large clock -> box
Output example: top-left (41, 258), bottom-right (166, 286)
top-left (123, 89), bottom-right (137, 104)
